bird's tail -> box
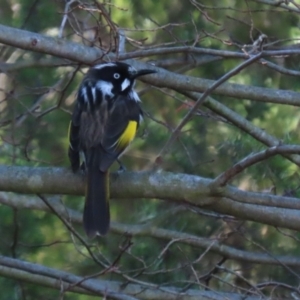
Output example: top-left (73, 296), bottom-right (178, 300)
top-left (83, 149), bottom-right (110, 238)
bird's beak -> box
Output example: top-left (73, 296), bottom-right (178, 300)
top-left (131, 69), bottom-right (156, 79)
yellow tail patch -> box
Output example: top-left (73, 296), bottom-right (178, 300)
top-left (67, 121), bottom-right (72, 140)
top-left (117, 121), bottom-right (137, 149)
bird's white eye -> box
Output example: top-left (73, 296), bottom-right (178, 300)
top-left (114, 73), bottom-right (120, 79)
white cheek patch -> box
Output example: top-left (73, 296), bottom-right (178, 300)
top-left (96, 81), bottom-right (114, 98)
top-left (121, 78), bottom-right (130, 91)
top-left (81, 87), bottom-right (88, 102)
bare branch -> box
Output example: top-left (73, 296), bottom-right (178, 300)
top-left (214, 145), bottom-right (300, 186)
top-left (1, 24), bottom-right (300, 107)
top-left (0, 255), bottom-right (258, 300)
top-left (181, 91), bottom-right (300, 167)
top-left (156, 52), bottom-right (262, 159)
top-left (1, 3), bottom-right (300, 298)
top-left (1, 166), bottom-right (300, 231)
top-left (252, 0), bottom-right (300, 13)
top-left (2, 192), bottom-right (300, 268)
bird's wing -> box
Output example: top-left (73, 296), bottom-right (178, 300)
top-left (99, 96), bottom-right (142, 171)
top-left (68, 99), bottom-right (82, 172)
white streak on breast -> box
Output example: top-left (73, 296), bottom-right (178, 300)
top-left (91, 87), bottom-right (96, 103)
top-left (81, 87), bottom-right (88, 102)
top-left (96, 81), bottom-right (114, 98)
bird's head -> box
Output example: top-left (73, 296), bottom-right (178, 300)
top-left (88, 62), bottom-right (156, 99)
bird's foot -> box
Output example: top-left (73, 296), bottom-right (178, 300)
top-left (117, 159), bottom-right (126, 172)
top-left (80, 162), bottom-right (86, 176)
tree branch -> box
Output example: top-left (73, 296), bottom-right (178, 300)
top-left (157, 53), bottom-right (262, 158)
top-left (2, 192), bottom-right (300, 268)
top-left (181, 91), bottom-right (300, 167)
top-left (214, 145), bottom-right (300, 186)
top-left (0, 255), bottom-right (259, 300)
top-left (1, 166), bottom-right (300, 231)
top-left (1, 24), bottom-right (300, 107)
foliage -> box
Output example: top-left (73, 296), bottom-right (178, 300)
top-left (1, 0), bottom-right (300, 299)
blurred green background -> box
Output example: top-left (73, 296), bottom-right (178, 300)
top-left (1, 0), bottom-right (300, 299)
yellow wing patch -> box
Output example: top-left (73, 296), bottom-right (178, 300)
top-left (117, 121), bottom-right (137, 149)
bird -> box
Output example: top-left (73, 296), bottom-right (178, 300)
top-left (68, 62), bottom-right (156, 238)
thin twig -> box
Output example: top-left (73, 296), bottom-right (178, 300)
top-left (213, 145), bottom-right (300, 186)
top-left (155, 52), bottom-right (262, 163)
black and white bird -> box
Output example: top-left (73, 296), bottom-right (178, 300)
top-left (68, 62), bottom-right (156, 238)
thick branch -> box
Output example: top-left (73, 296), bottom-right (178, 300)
top-left (0, 256), bottom-right (258, 300)
top-left (0, 266), bottom-right (93, 296)
top-left (182, 91), bottom-right (300, 167)
top-left (1, 24), bottom-right (300, 106)
top-left (0, 24), bottom-right (103, 64)
top-left (2, 192), bottom-right (300, 268)
top-left (1, 166), bottom-right (300, 232)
